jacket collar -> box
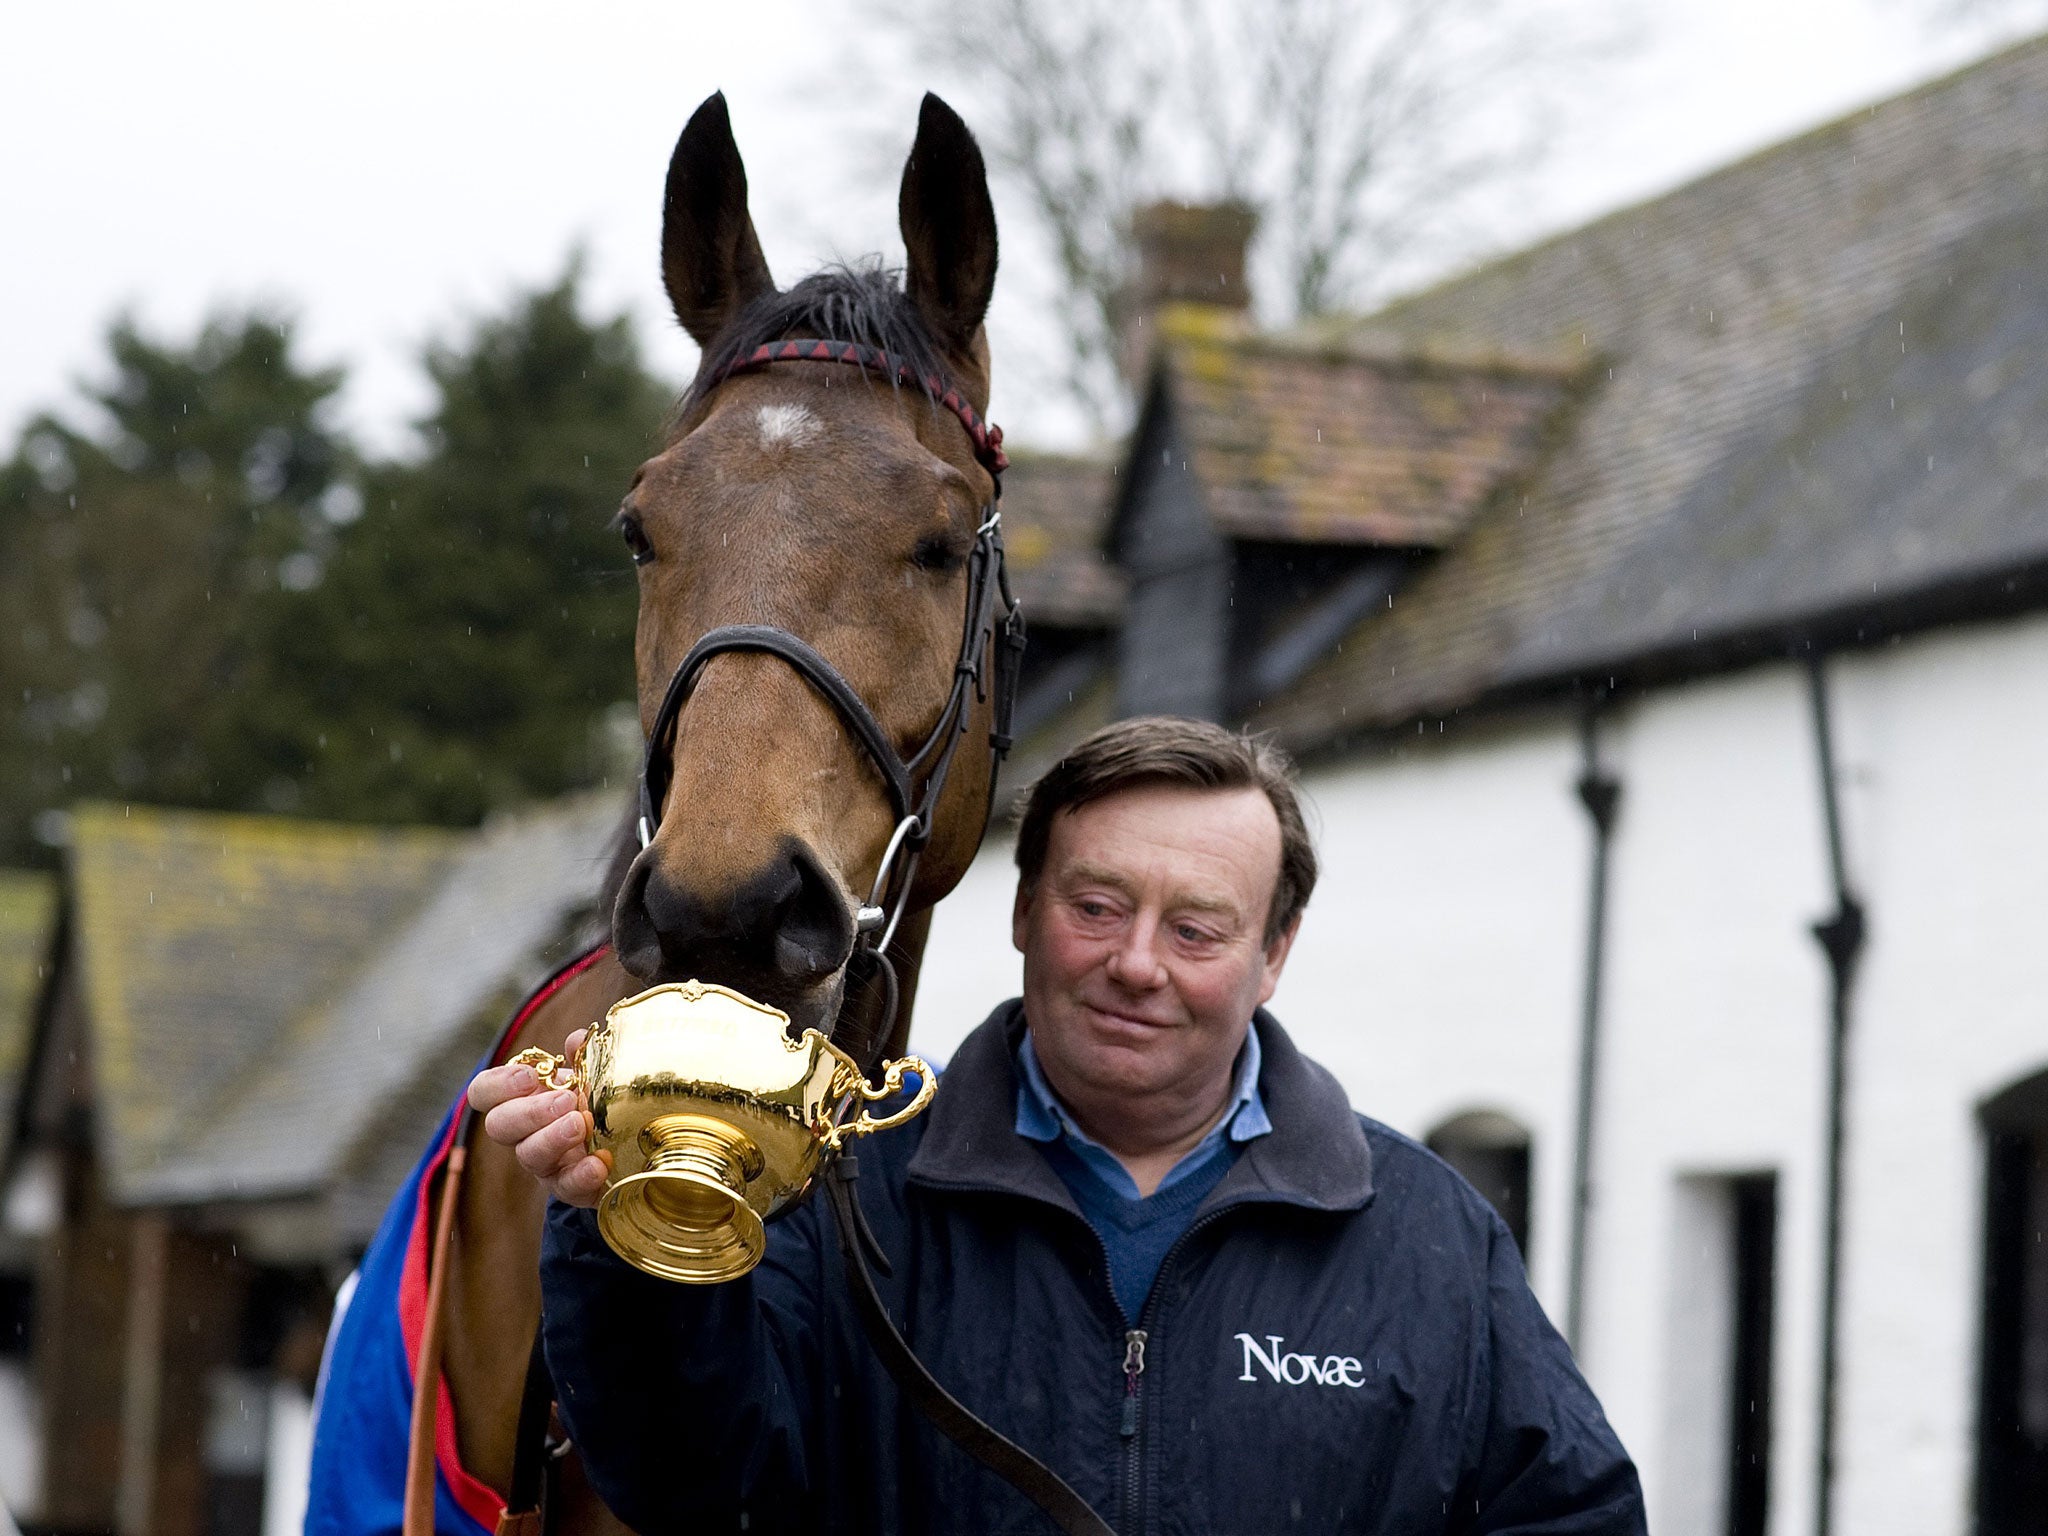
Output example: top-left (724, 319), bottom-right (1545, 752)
top-left (906, 1001), bottom-right (1373, 1215)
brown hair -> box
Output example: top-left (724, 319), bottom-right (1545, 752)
top-left (1014, 715), bottom-right (1317, 945)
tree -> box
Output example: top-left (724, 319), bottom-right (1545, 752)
top-left (0, 311), bottom-right (350, 864)
top-left (864, 0), bottom-right (1629, 431)
top-left (0, 270), bottom-right (674, 862)
top-left (250, 266), bottom-right (672, 826)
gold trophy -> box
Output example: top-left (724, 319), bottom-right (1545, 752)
top-left (511, 980), bottom-right (934, 1284)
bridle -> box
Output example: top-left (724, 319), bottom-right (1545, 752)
top-left (505, 347), bottom-right (1105, 1536)
top-left (634, 338), bottom-right (1026, 971)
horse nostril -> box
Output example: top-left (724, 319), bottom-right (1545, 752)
top-left (769, 844), bottom-right (855, 985)
top-left (610, 839), bottom-right (853, 992)
top-left (611, 857), bottom-right (667, 981)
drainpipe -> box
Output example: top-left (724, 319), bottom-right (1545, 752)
top-left (1566, 699), bottom-right (1622, 1354)
top-left (1805, 652), bottom-right (1865, 1536)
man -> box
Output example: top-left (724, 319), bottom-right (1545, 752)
top-left (471, 716), bottom-right (1647, 1534)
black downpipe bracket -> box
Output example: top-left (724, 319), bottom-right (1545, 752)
top-left (1566, 700), bottom-right (1623, 1354)
top-left (1805, 652), bottom-right (1866, 1536)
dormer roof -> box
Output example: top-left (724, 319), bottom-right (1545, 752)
top-left (1120, 307), bottom-right (1582, 555)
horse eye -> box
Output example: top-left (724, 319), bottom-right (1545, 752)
top-left (617, 511), bottom-right (655, 566)
top-left (910, 534), bottom-right (965, 573)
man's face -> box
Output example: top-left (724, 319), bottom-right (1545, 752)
top-left (1013, 783), bottom-right (1298, 1114)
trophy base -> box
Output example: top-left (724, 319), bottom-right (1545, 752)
top-left (598, 1113), bottom-right (769, 1283)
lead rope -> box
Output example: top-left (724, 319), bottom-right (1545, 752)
top-left (405, 1104), bottom-right (555, 1536)
top-left (495, 1329), bottom-right (555, 1536)
top-left (825, 1155), bottom-right (1116, 1536)
top-left (402, 1141), bottom-right (468, 1536)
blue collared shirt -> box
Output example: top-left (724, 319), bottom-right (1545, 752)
top-left (1014, 1021), bottom-right (1271, 1201)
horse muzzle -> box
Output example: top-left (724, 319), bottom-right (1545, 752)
top-left (611, 835), bottom-right (858, 1019)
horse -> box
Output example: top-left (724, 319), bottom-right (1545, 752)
top-left (309, 91), bottom-right (1014, 1536)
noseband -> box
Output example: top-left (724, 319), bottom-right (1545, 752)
top-left (635, 339), bottom-right (1025, 961)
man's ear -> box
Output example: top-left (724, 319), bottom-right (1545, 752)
top-left (1257, 915), bottom-right (1301, 1006)
top-left (1012, 881), bottom-right (1035, 955)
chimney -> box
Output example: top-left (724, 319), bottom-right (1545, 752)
top-left (1120, 200), bottom-right (1257, 383)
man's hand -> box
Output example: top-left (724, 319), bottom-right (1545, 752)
top-left (466, 1029), bottom-right (611, 1207)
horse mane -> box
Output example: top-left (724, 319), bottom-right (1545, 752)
top-left (681, 261), bottom-right (957, 415)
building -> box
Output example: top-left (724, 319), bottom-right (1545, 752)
top-left (913, 33), bottom-right (2048, 1536)
top-left (0, 871), bottom-right (59, 1519)
top-left (0, 796), bottom-right (620, 1536)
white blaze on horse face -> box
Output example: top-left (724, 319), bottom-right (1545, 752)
top-left (756, 403), bottom-right (822, 450)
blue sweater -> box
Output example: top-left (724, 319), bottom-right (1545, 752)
top-left (1037, 1134), bottom-right (1237, 1321)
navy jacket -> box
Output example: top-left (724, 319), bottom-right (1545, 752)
top-left (542, 1005), bottom-right (1646, 1535)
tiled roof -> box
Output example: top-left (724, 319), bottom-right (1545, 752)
top-left (1157, 308), bottom-right (1581, 549)
top-left (0, 871), bottom-right (58, 1133)
top-left (1532, 201), bottom-right (2048, 667)
top-left (1255, 33), bottom-right (2048, 747)
top-left (63, 797), bottom-right (623, 1208)
top-left (998, 452), bottom-right (1125, 627)
top-left (152, 794), bottom-right (621, 1211)
top-left (67, 804), bottom-right (461, 1204)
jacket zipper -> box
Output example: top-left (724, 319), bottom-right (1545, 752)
top-left (1119, 1327), bottom-right (1148, 1518)
top-left (1119, 1328), bottom-right (1148, 1436)
top-left (927, 1181), bottom-right (1257, 1535)
top-left (1114, 1204), bottom-right (1240, 1536)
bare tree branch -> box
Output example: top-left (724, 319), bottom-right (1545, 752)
top-left (862, 0), bottom-right (1632, 431)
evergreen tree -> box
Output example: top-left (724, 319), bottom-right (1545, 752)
top-left (0, 269), bottom-right (671, 860)
top-left (251, 266), bottom-right (671, 824)
top-left (0, 311), bottom-right (349, 864)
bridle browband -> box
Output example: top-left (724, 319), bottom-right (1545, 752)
top-left (634, 338), bottom-right (1025, 962)
top-left (712, 337), bottom-right (1009, 474)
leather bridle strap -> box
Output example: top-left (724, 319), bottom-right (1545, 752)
top-left (635, 337), bottom-right (1020, 898)
top-left (638, 623), bottom-right (917, 845)
top-left (710, 337), bottom-right (1009, 476)
top-left (824, 1156), bottom-right (1116, 1536)
top-left (635, 496), bottom-right (1022, 958)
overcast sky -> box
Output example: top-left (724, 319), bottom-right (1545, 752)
top-left (0, 0), bottom-right (2033, 457)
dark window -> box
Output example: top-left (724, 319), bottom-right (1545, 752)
top-left (1980, 1069), bottom-right (2048, 1536)
top-left (0, 1271), bottom-right (32, 1358)
top-left (206, 1473), bottom-right (265, 1536)
top-left (1427, 1111), bottom-right (1532, 1257)
top-left (1726, 1175), bottom-right (1777, 1536)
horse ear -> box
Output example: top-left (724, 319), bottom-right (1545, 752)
top-left (899, 93), bottom-right (998, 357)
top-left (662, 92), bottom-right (776, 346)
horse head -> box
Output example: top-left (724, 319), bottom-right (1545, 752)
top-left (610, 92), bottom-right (1011, 1053)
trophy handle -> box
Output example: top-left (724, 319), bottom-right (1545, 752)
top-left (824, 1055), bottom-right (936, 1149)
top-left (509, 1045), bottom-right (579, 1093)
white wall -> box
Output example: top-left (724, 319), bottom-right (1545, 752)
top-left (1590, 664), bottom-right (1832, 1533)
top-left (1278, 720), bottom-right (1590, 1310)
top-left (0, 1360), bottom-right (36, 1520)
top-left (262, 1382), bottom-right (313, 1536)
top-left (1661, 1177), bottom-right (1741, 1536)
top-left (911, 840), bottom-right (1026, 1067)
top-left (1827, 617), bottom-right (2048, 1536)
top-left (911, 608), bottom-right (2048, 1535)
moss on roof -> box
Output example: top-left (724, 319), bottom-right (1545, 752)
top-left (1152, 309), bottom-right (1581, 550)
top-left (998, 452), bottom-right (1125, 628)
top-left (66, 803), bottom-right (461, 1202)
top-left (0, 871), bottom-right (59, 1123)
